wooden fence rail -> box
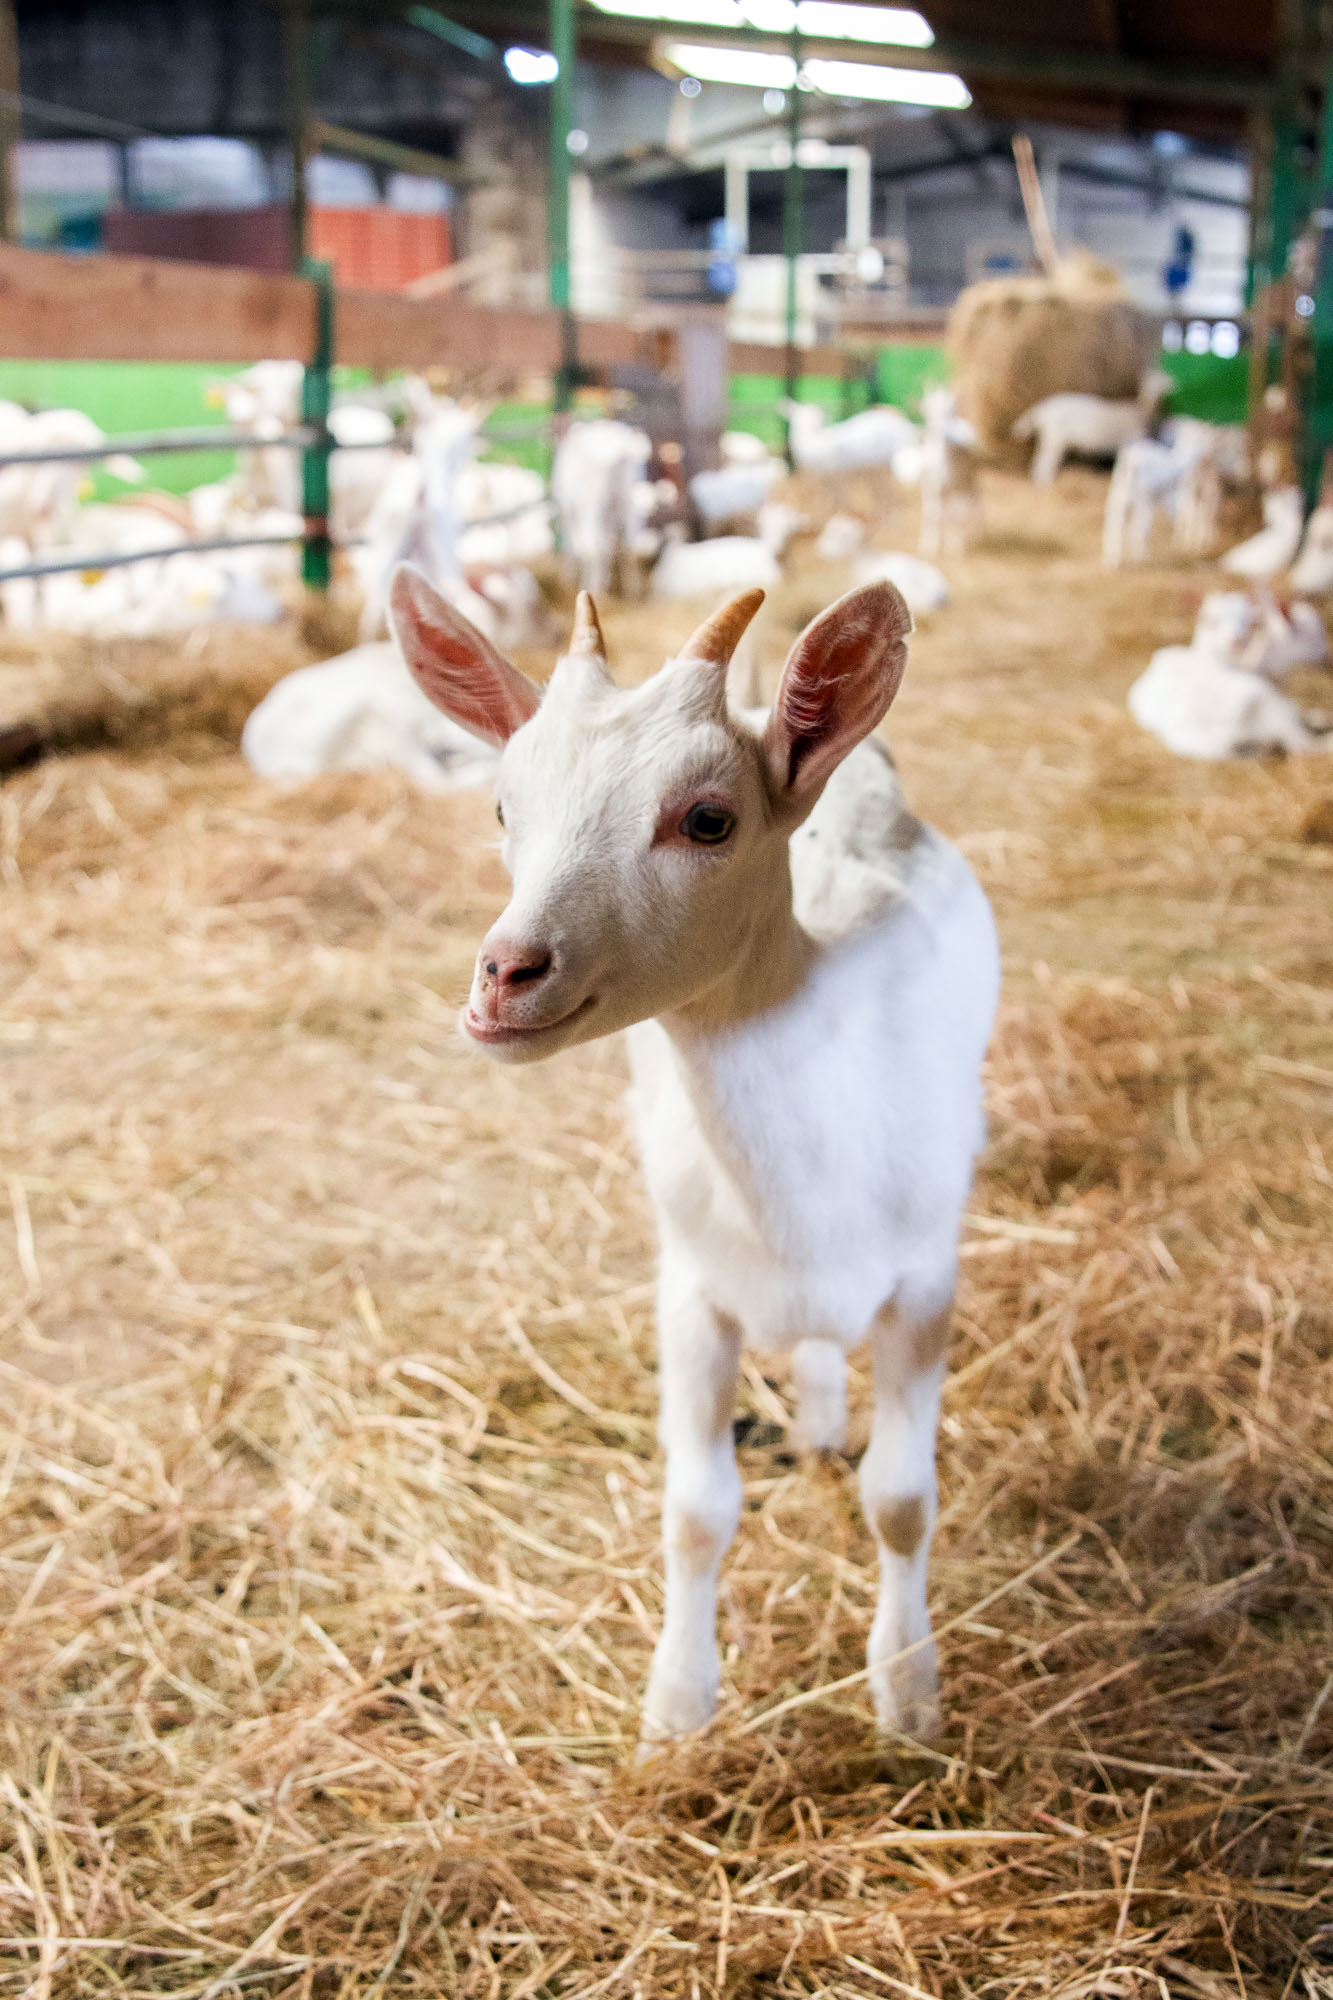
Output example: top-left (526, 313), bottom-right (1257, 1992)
top-left (0, 241), bottom-right (940, 377)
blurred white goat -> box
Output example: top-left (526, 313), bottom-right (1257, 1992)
top-left (1191, 588), bottom-right (1328, 679)
top-left (1015, 369), bottom-right (1172, 486)
top-left (243, 641), bottom-right (498, 792)
top-left (1289, 503), bottom-right (1333, 594)
top-left (688, 456), bottom-right (783, 532)
top-left (551, 419), bottom-right (654, 596)
top-left (1129, 590), bottom-right (1331, 760)
top-left (853, 549), bottom-right (950, 616)
top-left (917, 387), bottom-right (980, 559)
top-left (0, 408), bottom-right (145, 565)
top-left (1102, 418), bottom-right (1226, 568)
top-left (212, 359), bottom-right (397, 537)
top-left (1220, 485), bottom-right (1305, 580)
top-left (783, 400), bottom-right (919, 480)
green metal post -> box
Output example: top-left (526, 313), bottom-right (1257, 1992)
top-left (283, 0), bottom-right (312, 273)
top-left (781, 36), bottom-right (803, 469)
top-left (1268, 111), bottom-right (1302, 288)
top-left (1244, 109), bottom-right (1270, 305)
top-left (301, 258), bottom-right (334, 593)
top-left (548, 0), bottom-right (577, 412)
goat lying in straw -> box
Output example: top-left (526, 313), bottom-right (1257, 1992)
top-left (390, 568), bottom-right (1000, 1742)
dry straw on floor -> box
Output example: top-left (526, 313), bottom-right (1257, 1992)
top-left (2, 469), bottom-right (1332, 1997)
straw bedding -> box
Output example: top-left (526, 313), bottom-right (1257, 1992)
top-left (2, 469), bottom-right (1332, 1998)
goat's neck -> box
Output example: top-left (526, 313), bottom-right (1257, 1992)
top-left (660, 847), bottom-right (814, 1047)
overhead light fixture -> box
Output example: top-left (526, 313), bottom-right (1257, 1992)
top-left (662, 41), bottom-right (796, 85)
top-left (796, 3), bottom-right (932, 43)
top-left (590, 0), bottom-right (742, 22)
top-left (504, 44), bottom-right (559, 82)
top-left (589, 0), bottom-right (934, 43)
top-left (802, 57), bottom-right (969, 103)
top-left (663, 41), bottom-right (967, 103)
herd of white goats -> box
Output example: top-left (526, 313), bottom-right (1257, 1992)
top-left (1, 353), bottom-right (1331, 772)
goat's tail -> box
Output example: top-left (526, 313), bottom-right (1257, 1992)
top-left (1011, 407), bottom-right (1037, 440)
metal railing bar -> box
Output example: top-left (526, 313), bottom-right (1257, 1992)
top-left (0, 534), bottom-right (316, 584)
top-left (0, 498), bottom-right (548, 585)
top-left (0, 428), bottom-right (404, 469)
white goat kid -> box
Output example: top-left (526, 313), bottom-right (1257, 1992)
top-left (783, 399), bottom-right (919, 479)
top-left (853, 549), bottom-right (950, 616)
top-left (917, 387), bottom-right (981, 560)
top-left (1289, 503), bottom-right (1333, 594)
top-left (1191, 588), bottom-right (1329, 678)
top-left (388, 566), bottom-right (1000, 1742)
top-left (243, 641), bottom-right (498, 792)
top-left (1128, 642), bottom-right (1330, 760)
top-left (551, 419), bottom-right (653, 597)
top-left (1102, 419), bottom-right (1223, 569)
top-left (1220, 484), bottom-right (1305, 580)
top-left (1015, 369), bottom-right (1172, 486)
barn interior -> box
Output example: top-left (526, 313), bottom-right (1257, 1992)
top-left (1, 3), bottom-right (1332, 1997)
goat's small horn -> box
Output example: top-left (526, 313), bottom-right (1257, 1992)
top-left (681, 588), bottom-right (765, 667)
top-left (570, 590), bottom-right (607, 660)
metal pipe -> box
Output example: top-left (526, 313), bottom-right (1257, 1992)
top-left (0, 429), bottom-right (403, 469)
top-left (0, 534), bottom-right (311, 585)
top-left (0, 495), bottom-right (553, 586)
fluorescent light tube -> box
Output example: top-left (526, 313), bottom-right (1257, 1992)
top-left (591, 0), bottom-right (936, 44)
top-left (663, 41), bottom-right (798, 84)
top-left (803, 57), bottom-right (969, 102)
top-left (794, 3), bottom-right (932, 43)
top-left (590, 0), bottom-right (745, 21)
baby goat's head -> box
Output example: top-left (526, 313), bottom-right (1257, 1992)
top-left (390, 565), bottom-right (911, 1061)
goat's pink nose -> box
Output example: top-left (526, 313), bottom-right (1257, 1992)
top-left (481, 945), bottom-right (553, 994)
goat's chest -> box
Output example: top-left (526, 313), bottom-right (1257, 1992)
top-left (624, 1007), bottom-right (927, 1353)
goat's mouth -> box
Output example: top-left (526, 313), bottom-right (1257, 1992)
top-left (462, 994), bottom-right (597, 1049)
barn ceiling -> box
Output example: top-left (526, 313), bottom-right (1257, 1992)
top-left (13, 0), bottom-right (1281, 150)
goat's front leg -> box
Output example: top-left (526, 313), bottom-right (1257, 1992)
top-left (642, 1267), bottom-right (742, 1742)
top-left (859, 1278), bottom-right (951, 1740)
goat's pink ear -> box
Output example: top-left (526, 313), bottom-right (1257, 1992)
top-left (763, 581), bottom-right (911, 803)
top-left (389, 565), bottom-right (541, 748)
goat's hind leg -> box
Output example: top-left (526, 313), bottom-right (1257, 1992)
top-left (642, 1266), bottom-right (743, 1742)
top-left (859, 1276), bottom-right (952, 1740)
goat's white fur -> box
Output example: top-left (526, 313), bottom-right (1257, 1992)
top-left (782, 399), bottom-right (919, 480)
top-left (1102, 418), bottom-right (1225, 569)
top-left (852, 549), bottom-right (950, 615)
top-left (551, 419), bottom-right (654, 597)
top-left (1128, 589), bottom-right (1332, 760)
top-left (917, 387), bottom-right (981, 560)
top-left (1014, 369), bottom-right (1172, 486)
top-left (1290, 504), bottom-right (1333, 594)
top-left (387, 566), bottom-right (1000, 1742)
top-left (242, 640), bottom-right (498, 791)
top-left (1220, 485), bottom-right (1305, 580)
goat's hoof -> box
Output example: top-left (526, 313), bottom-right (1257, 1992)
top-left (641, 1671), bottom-right (718, 1745)
top-left (873, 1693), bottom-right (942, 1746)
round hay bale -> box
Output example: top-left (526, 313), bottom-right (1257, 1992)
top-left (948, 251), bottom-right (1158, 460)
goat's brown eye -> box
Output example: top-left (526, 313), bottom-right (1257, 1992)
top-left (496, 801), bottom-right (505, 827)
top-left (680, 802), bottom-right (735, 845)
